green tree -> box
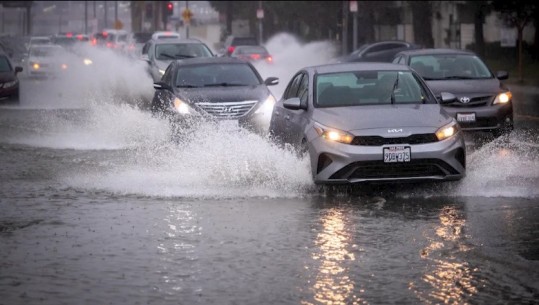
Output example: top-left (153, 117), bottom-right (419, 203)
top-left (492, 0), bottom-right (537, 82)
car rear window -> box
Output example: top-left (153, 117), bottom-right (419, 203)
top-left (155, 43), bottom-right (213, 60)
top-left (233, 37), bottom-right (258, 45)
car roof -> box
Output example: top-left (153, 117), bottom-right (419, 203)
top-left (396, 48), bottom-right (475, 56)
top-left (174, 57), bottom-right (249, 66)
top-left (306, 62), bottom-right (413, 74)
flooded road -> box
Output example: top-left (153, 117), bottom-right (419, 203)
top-left (1, 36), bottom-right (539, 304)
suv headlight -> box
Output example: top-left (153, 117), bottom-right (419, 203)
top-left (173, 97), bottom-right (195, 115)
top-left (314, 122), bottom-right (354, 144)
top-left (435, 122), bottom-right (459, 141)
top-left (493, 91), bottom-right (512, 105)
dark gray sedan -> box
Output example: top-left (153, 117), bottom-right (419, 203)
top-left (269, 62), bottom-right (466, 185)
top-left (393, 48), bottom-right (513, 137)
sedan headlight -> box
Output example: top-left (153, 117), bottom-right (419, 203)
top-left (314, 123), bottom-right (354, 144)
top-left (173, 97), bottom-right (194, 115)
top-left (3, 80), bottom-right (18, 88)
top-left (493, 91), bottom-right (512, 105)
top-left (83, 58), bottom-right (93, 65)
top-left (31, 62), bottom-right (40, 70)
top-left (435, 122), bottom-right (459, 141)
top-left (255, 94), bottom-right (276, 114)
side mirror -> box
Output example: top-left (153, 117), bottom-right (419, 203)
top-left (264, 77), bottom-right (279, 86)
top-left (153, 82), bottom-right (172, 91)
top-left (283, 97), bottom-right (304, 110)
top-left (496, 70), bottom-right (509, 80)
top-left (439, 92), bottom-right (457, 104)
top-left (15, 66), bottom-right (23, 74)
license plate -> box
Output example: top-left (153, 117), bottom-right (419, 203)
top-left (457, 113), bottom-right (476, 122)
top-left (383, 146), bottom-right (411, 163)
top-left (218, 120), bottom-right (239, 131)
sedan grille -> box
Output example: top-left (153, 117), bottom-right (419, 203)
top-left (196, 101), bottom-right (258, 119)
top-left (329, 159), bottom-right (459, 180)
top-left (351, 134), bottom-right (438, 146)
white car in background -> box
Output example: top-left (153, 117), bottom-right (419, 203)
top-left (26, 44), bottom-right (92, 78)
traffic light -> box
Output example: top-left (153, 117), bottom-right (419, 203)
top-left (165, 1), bottom-right (173, 16)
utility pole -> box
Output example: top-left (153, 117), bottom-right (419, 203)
top-left (114, 0), bottom-right (118, 27)
top-left (186, 1), bottom-right (190, 39)
top-left (342, 0), bottom-right (348, 56)
top-left (104, 1), bottom-right (108, 28)
top-left (85, 1), bottom-right (88, 34)
top-left (257, 1), bottom-right (263, 44)
top-left (351, 1), bottom-right (358, 51)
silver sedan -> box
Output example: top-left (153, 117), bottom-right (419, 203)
top-left (269, 62), bottom-right (466, 184)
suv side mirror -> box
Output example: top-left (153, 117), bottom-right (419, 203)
top-left (15, 66), bottom-right (23, 74)
top-left (439, 92), bottom-right (456, 104)
top-left (283, 97), bottom-right (305, 110)
top-left (264, 77), bottom-right (279, 86)
top-left (153, 82), bottom-right (172, 91)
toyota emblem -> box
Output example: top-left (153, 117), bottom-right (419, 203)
top-left (459, 97), bottom-right (471, 104)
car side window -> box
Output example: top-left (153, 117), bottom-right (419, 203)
top-left (162, 64), bottom-right (174, 83)
top-left (284, 73), bottom-right (303, 99)
top-left (297, 73), bottom-right (309, 107)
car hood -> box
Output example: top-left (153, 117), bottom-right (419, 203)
top-left (155, 59), bottom-right (173, 71)
top-left (0, 72), bottom-right (16, 82)
top-left (175, 85), bottom-right (270, 104)
top-left (426, 78), bottom-right (507, 96)
top-left (312, 104), bottom-right (453, 131)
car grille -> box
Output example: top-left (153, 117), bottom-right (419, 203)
top-left (446, 95), bottom-right (493, 107)
top-left (329, 159), bottom-right (459, 180)
top-left (196, 101), bottom-right (258, 119)
top-left (351, 134), bottom-right (438, 146)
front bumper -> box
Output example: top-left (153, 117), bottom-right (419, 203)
top-left (442, 103), bottom-right (513, 131)
top-left (309, 133), bottom-right (466, 184)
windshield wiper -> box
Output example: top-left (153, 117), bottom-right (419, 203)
top-left (177, 84), bottom-right (200, 88)
top-left (174, 54), bottom-right (196, 59)
top-left (203, 83), bottom-right (247, 87)
top-left (390, 73), bottom-right (399, 104)
top-left (441, 75), bottom-right (476, 80)
top-left (159, 53), bottom-right (176, 59)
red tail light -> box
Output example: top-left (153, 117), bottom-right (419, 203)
top-left (91, 38), bottom-right (97, 45)
top-left (250, 54), bottom-right (261, 60)
top-left (227, 46), bottom-right (235, 54)
top-left (266, 56), bottom-right (273, 63)
top-left (66, 32), bottom-right (73, 38)
top-left (106, 42), bottom-right (112, 48)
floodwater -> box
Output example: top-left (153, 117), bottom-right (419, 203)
top-left (1, 34), bottom-right (538, 305)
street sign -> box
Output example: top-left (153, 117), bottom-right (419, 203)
top-left (182, 8), bottom-right (193, 22)
top-left (257, 8), bottom-right (264, 19)
top-left (350, 0), bottom-right (358, 13)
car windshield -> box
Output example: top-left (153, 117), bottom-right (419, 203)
top-left (315, 70), bottom-right (435, 107)
top-left (30, 46), bottom-right (63, 57)
top-left (175, 63), bottom-right (261, 88)
top-left (409, 54), bottom-right (493, 80)
top-left (155, 43), bottom-right (212, 60)
top-left (0, 56), bottom-right (12, 72)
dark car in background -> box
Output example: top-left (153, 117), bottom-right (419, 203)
top-left (335, 40), bottom-right (421, 63)
top-left (268, 62), bottom-right (465, 184)
top-left (141, 38), bottom-right (214, 82)
top-left (393, 48), bottom-right (513, 137)
top-left (151, 57), bottom-right (278, 136)
top-left (220, 35), bottom-right (259, 57)
top-left (230, 45), bottom-right (273, 64)
top-left (0, 51), bottom-right (22, 103)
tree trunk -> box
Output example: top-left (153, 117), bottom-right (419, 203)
top-left (410, 1), bottom-right (434, 48)
top-left (474, 10), bottom-right (485, 56)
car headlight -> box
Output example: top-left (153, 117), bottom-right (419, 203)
top-left (61, 64), bottom-right (68, 70)
top-left (173, 97), bottom-right (194, 115)
top-left (159, 69), bottom-right (165, 75)
top-left (31, 62), bottom-right (40, 70)
top-left (3, 80), bottom-right (17, 88)
top-left (435, 122), bottom-right (459, 141)
top-left (493, 91), bottom-right (512, 105)
top-left (255, 94), bottom-right (276, 114)
top-left (314, 122), bottom-right (354, 144)
top-left (83, 58), bottom-right (93, 65)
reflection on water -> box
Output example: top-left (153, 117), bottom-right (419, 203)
top-left (305, 208), bottom-right (365, 305)
top-left (413, 206), bottom-right (478, 304)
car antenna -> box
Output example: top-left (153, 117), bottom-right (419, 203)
top-left (390, 72), bottom-right (399, 104)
